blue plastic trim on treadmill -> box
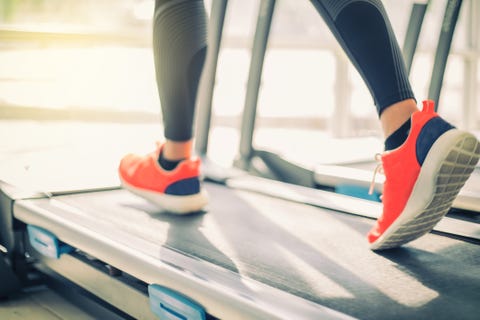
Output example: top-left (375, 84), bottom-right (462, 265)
top-left (27, 225), bottom-right (74, 259)
top-left (148, 284), bottom-right (206, 320)
top-left (335, 184), bottom-right (381, 202)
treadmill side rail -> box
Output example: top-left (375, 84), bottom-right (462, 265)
top-left (149, 284), bottom-right (206, 320)
top-left (0, 180), bottom-right (50, 253)
top-left (13, 197), bottom-right (355, 320)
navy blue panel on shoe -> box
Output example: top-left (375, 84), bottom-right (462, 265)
top-left (416, 117), bottom-right (455, 165)
top-left (165, 177), bottom-right (201, 196)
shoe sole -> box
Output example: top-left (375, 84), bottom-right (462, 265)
top-left (120, 178), bottom-right (209, 214)
top-left (370, 130), bottom-right (480, 250)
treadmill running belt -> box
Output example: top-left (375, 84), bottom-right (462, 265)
top-left (19, 182), bottom-right (480, 320)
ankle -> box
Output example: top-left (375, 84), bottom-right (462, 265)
top-left (380, 99), bottom-right (418, 138)
top-left (162, 139), bottom-right (193, 161)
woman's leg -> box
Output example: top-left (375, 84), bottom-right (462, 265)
top-left (312, 0), bottom-right (479, 249)
top-left (153, 0), bottom-right (207, 161)
top-left (311, 0), bottom-right (418, 148)
top-left (118, 0), bottom-right (209, 214)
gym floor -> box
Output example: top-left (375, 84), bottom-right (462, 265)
top-left (0, 288), bottom-right (94, 320)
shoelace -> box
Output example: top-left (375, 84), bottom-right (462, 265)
top-left (369, 153), bottom-right (384, 195)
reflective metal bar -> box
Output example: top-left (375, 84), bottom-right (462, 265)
top-left (195, 0), bottom-right (229, 156)
top-left (428, 0), bottom-right (463, 110)
top-left (402, 1), bottom-right (429, 75)
top-left (236, 0), bottom-right (276, 169)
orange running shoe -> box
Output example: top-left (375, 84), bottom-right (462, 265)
top-left (368, 100), bottom-right (480, 250)
top-left (118, 143), bottom-right (208, 214)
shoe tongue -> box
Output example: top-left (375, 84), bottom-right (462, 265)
top-left (422, 100), bottom-right (435, 113)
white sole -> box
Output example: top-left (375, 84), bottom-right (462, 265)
top-left (370, 130), bottom-right (480, 250)
top-left (120, 178), bottom-right (208, 215)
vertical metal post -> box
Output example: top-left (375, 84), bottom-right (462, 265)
top-left (428, 0), bottom-right (463, 110)
top-left (462, 0), bottom-right (478, 130)
top-left (402, 1), bottom-right (429, 75)
top-left (195, 0), bottom-right (228, 156)
top-left (235, 0), bottom-right (276, 169)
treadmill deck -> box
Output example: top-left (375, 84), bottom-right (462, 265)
top-left (13, 182), bottom-right (480, 320)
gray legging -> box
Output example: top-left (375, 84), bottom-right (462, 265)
top-left (154, 0), bottom-right (415, 141)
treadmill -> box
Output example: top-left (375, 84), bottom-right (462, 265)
top-left (1, 1), bottom-right (480, 319)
